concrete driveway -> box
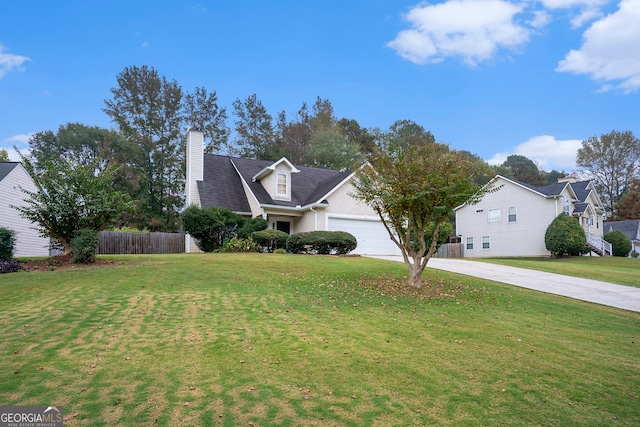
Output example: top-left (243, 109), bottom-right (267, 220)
top-left (368, 256), bottom-right (640, 313)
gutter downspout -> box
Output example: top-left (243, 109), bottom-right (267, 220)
top-left (309, 206), bottom-right (318, 230)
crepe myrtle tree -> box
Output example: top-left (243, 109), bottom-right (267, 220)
top-left (12, 153), bottom-right (133, 255)
top-left (351, 125), bottom-right (492, 289)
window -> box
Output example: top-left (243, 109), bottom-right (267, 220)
top-left (466, 237), bottom-right (474, 250)
top-left (276, 172), bottom-right (287, 196)
top-left (508, 206), bottom-right (517, 223)
top-left (482, 235), bottom-right (490, 249)
top-left (488, 208), bottom-right (501, 223)
top-left (562, 195), bottom-right (570, 215)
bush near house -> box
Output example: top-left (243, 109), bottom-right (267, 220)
top-left (604, 230), bottom-right (633, 257)
top-left (0, 227), bottom-right (16, 261)
top-left (286, 231), bottom-right (357, 255)
top-left (544, 214), bottom-right (587, 257)
top-left (251, 229), bottom-right (289, 253)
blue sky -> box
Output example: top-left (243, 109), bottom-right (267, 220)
top-left (1, 0), bottom-right (639, 172)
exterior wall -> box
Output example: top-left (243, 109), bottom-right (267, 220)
top-left (456, 178), bottom-right (555, 257)
top-left (319, 181), bottom-right (378, 230)
top-left (582, 191), bottom-right (604, 238)
top-left (0, 164), bottom-right (50, 257)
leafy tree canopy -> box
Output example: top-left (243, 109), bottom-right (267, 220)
top-left (612, 179), bottom-right (640, 221)
top-left (352, 120), bottom-right (492, 289)
top-left (12, 155), bottom-right (134, 255)
top-left (500, 154), bottom-right (545, 186)
top-left (577, 130), bottom-right (640, 216)
top-left (0, 148), bottom-right (10, 162)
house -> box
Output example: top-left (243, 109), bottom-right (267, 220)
top-left (455, 175), bottom-right (608, 258)
top-left (604, 220), bottom-right (640, 257)
top-left (184, 129), bottom-right (400, 255)
top-left (0, 162), bottom-right (50, 257)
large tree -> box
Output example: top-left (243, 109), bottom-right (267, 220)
top-left (0, 148), bottom-right (10, 162)
top-left (351, 120), bottom-right (491, 289)
top-left (12, 154), bottom-right (133, 255)
top-left (183, 86), bottom-right (229, 153)
top-left (104, 65), bottom-right (228, 230)
top-left (613, 179), bottom-right (640, 220)
top-left (500, 154), bottom-right (545, 186)
top-left (231, 94), bottom-right (279, 160)
top-left (577, 130), bottom-right (640, 216)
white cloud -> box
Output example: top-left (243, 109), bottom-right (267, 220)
top-left (1, 134), bottom-right (32, 161)
top-left (487, 135), bottom-right (583, 171)
top-left (529, 10), bottom-right (553, 29)
top-left (0, 45), bottom-right (30, 79)
top-left (556, 0), bottom-right (640, 92)
top-left (387, 0), bottom-right (530, 66)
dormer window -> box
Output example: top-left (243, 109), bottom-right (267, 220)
top-left (276, 172), bottom-right (288, 197)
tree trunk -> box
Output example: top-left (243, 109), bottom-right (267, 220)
top-left (408, 264), bottom-right (423, 289)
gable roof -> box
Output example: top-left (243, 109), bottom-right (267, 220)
top-left (0, 162), bottom-right (20, 182)
top-left (605, 219), bottom-right (640, 241)
top-left (199, 154), bottom-right (352, 212)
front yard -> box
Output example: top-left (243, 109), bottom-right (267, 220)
top-left (1, 253), bottom-right (638, 426)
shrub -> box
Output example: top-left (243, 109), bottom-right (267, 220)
top-left (222, 236), bottom-right (259, 253)
top-left (544, 214), bottom-right (586, 257)
top-left (181, 205), bottom-right (243, 252)
top-left (238, 217), bottom-right (268, 239)
top-left (0, 260), bottom-right (21, 274)
top-left (0, 227), bottom-right (17, 261)
top-left (604, 230), bottom-right (632, 257)
top-left (251, 229), bottom-right (289, 252)
top-left (286, 231), bottom-right (357, 255)
top-left (71, 228), bottom-right (99, 263)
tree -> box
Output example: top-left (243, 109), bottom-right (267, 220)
top-left (104, 65), bottom-right (184, 231)
top-left (613, 179), bottom-right (640, 220)
top-left (543, 170), bottom-right (567, 185)
top-left (604, 230), bottom-right (632, 257)
top-left (231, 94), bottom-right (279, 160)
top-left (12, 155), bottom-right (133, 255)
top-left (104, 65), bottom-right (229, 231)
top-left (501, 155), bottom-right (545, 186)
top-left (544, 214), bottom-right (586, 257)
top-left (351, 121), bottom-right (492, 289)
top-left (576, 130), bottom-right (640, 216)
top-left (0, 148), bottom-right (10, 162)
top-left (183, 86), bottom-right (229, 153)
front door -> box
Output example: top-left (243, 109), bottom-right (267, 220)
top-left (276, 221), bottom-right (291, 234)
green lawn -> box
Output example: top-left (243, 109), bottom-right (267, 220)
top-left (1, 253), bottom-right (639, 426)
top-left (475, 256), bottom-right (640, 287)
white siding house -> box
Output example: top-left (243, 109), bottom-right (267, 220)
top-left (185, 129), bottom-right (400, 255)
top-left (455, 175), bottom-right (607, 258)
top-left (0, 162), bottom-right (50, 257)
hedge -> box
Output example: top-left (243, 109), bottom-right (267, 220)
top-left (286, 231), bottom-right (357, 255)
top-left (251, 229), bottom-right (290, 253)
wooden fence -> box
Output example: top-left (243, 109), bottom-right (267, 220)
top-left (97, 231), bottom-right (185, 255)
top-left (434, 242), bottom-right (463, 258)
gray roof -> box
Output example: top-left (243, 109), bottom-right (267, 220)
top-left (0, 162), bottom-right (19, 182)
top-left (605, 220), bottom-right (640, 241)
top-left (198, 154), bottom-right (351, 212)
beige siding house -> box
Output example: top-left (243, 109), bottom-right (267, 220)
top-left (455, 175), bottom-right (608, 258)
top-left (184, 129), bottom-right (399, 255)
top-left (0, 162), bottom-right (50, 257)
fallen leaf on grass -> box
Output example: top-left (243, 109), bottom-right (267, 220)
top-left (183, 402), bottom-right (191, 406)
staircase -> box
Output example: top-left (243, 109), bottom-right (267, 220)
top-left (586, 231), bottom-right (612, 256)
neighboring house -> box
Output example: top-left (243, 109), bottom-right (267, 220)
top-left (184, 129), bottom-right (400, 255)
top-left (0, 162), bottom-right (50, 257)
top-left (604, 220), bottom-right (640, 257)
top-left (455, 175), bottom-right (608, 258)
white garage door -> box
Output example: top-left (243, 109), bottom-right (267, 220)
top-left (327, 217), bottom-right (401, 255)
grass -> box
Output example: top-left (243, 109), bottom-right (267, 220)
top-left (474, 256), bottom-right (640, 287)
top-left (1, 253), bottom-right (639, 426)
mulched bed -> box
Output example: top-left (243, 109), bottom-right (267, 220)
top-left (19, 253), bottom-right (114, 272)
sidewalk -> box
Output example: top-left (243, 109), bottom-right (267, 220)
top-left (368, 256), bottom-right (640, 313)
